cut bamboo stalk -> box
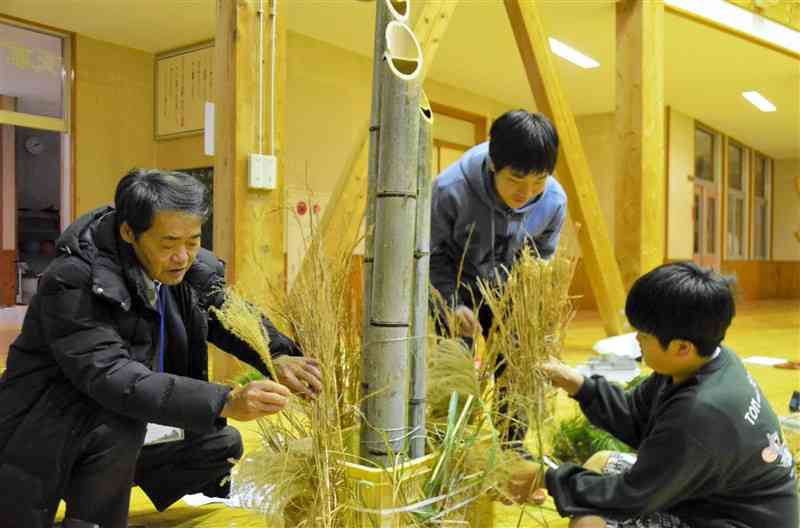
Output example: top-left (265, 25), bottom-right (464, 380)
top-left (362, 0), bottom-right (410, 441)
top-left (409, 92), bottom-right (433, 459)
top-left (294, 0), bottom-right (457, 304)
top-left (361, 20), bottom-right (423, 465)
top-left (364, 0), bottom-right (410, 340)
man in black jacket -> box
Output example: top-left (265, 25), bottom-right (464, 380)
top-left (0, 169), bottom-right (322, 528)
top-left (509, 262), bottom-right (798, 528)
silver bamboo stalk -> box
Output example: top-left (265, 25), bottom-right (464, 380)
top-left (408, 92), bottom-right (433, 459)
top-left (360, 19), bottom-right (423, 465)
top-left (364, 0), bottom-right (409, 340)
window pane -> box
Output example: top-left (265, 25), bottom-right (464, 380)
top-left (707, 196), bottom-right (716, 254)
top-left (727, 197), bottom-right (745, 257)
top-left (728, 143), bottom-right (743, 190)
top-left (695, 128), bottom-right (714, 182)
top-left (754, 155), bottom-right (767, 198)
top-left (0, 22), bottom-right (64, 118)
top-left (754, 201), bottom-right (768, 259)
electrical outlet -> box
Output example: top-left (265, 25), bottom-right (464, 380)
top-left (249, 154), bottom-right (277, 190)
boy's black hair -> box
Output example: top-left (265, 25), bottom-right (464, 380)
top-left (488, 110), bottom-right (559, 176)
top-left (115, 168), bottom-right (209, 239)
top-left (625, 261), bottom-right (736, 357)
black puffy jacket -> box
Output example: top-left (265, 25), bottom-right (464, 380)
top-left (0, 206), bottom-right (299, 515)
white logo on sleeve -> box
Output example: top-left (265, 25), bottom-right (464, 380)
top-left (761, 431), bottom-right (794, 469)
top-left (743, 374), bottom-right (762, 426)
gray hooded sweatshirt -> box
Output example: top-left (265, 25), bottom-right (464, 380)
top-left (430, 141), bottom-right (567, 308)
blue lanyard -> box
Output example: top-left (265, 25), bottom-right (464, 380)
top-left (157, 285), bottom-right (166, 373)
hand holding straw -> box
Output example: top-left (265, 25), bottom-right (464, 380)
top-left (220, 379), bottom-right (290, 421)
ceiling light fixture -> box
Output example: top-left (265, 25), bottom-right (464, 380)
top-left (742, 91), bottom-right (777, 112)
top-left (548, 38), bottom-right (600, 69)
top-left (664, 0), bottom-right (800, 55)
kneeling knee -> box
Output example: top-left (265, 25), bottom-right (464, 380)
top-left (570, 515), bottom-right (607, 528)
top-left (583, 450), bottom-right (613, 473)
top-left (221, 426), bottom-right (244, 462)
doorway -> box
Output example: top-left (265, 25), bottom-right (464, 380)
top-left (15, 126), bottom-right (62, 297)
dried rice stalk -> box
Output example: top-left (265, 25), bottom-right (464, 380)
top-left (477, 245), bottom-right (577, 454)
top-left (209, 287), bottom-right (278, 381)
top-left (229, 207), bottom-right (365, 527)
top-left (426, 338), bottom-right (480, 424)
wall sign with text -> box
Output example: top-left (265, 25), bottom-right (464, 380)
top-left (155, 43), bottom-right (214, 139)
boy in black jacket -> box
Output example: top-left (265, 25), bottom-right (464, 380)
top-left (510, 262), bottom-right (798, 528)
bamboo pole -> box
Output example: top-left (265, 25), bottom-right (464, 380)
top-left (293, 0), bottom-right (458, 297)
top-left (364, 0), bottom-right (409, 339)
top-left (409, 93), bottom-right (433, 459)
top-left (361, 20), bottom-right (423, 465)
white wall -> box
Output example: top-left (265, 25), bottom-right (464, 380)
top-left (283, 32), bottom-right (514, 195)
top-left (574, 112), bottom-right (615, 252)
top-left (773, 158), bottom-right (800, 261)
top-left (667, 107), bottom-right (695, 260)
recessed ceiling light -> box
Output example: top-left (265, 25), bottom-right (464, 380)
top-left (664, 0), bottom-right (800, 55)
top-left (548, 38), bottom-right (600, 69)
top-left (742, 91), bottom-right (777, 112)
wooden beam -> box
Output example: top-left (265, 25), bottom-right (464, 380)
top-left (213, 0), bottom-right (288, 382)
top-left (0, 110), bottom-right (67, 132)
top-left (725, 1), bottom-right (800, 34)
top-left (664, 3), bottom-right (800, 61)
top-left (0, 97), bottom-right (16, 252)
top-left (615, 0), bottom-right (665, 287)
top-left (503, 0), bottom-right (626, 335)
top-left (300, 0), bottom-right (458, 274)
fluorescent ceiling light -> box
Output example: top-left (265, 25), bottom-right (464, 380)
top-left (548, 37), bottom-right (600, 69)
top-left (664, 0), bottom-right (800, 55)
top-left (742, 91), bottom-right (777, 112)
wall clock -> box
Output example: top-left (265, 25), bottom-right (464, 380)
top-left (24, 136), bottom-right (44, 156)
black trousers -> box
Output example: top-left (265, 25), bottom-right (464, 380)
top-left (458, 303), bottom-right (528, 448)
top-left (35, 410), bottom-right (241, 528)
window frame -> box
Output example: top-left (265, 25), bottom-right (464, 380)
top-left (724, 137), bottom-right (750, 261)
top-left (750, 150), bottom-right (772, 261)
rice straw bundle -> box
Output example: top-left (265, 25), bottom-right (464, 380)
top-left (477, 245), bottom-right (577, 454)
top-left (224, 206), bottom-right (366, 527)
top-left (209, 287), bottom-right (278, 381)
top-left (426, 338), bottom-right (481, 425)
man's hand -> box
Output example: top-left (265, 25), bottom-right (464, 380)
top-left (454, 305), bottom-right (479, 338)
top-left (221, 380), bottom-right (290, 421)
top-left (506, 460), bottom-right (548, 504)
top-left (273, 356), bottom-right (322, 399)
top-left (541, 356), bottom-right (585, 397)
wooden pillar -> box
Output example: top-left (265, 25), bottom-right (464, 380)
top-left (297, 0), bottom-right (458, 282)
top-left (615, 0), bottom-right (665, 288)
top-left (213, 0), bottom-right (287, 382)
top-left (504, 0), bottom-right (626, 335)
top-left (0, 96), bottom-right (16, 253)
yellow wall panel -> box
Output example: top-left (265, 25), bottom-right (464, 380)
top-left (156, 134), bottom-right (209, 171)
top-left (74, 35), bottom-right (155, 216)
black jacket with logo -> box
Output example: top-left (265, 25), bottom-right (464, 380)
top-left (0, 206), bottom-right (300, 519)
top-left (546, 347), bottom-right (798, 527)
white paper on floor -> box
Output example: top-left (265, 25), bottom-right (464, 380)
top-left (182, 493), bottom-right (242, 508)
top-left (592, 332), bottom-right (641, 359)
top-left (742, 355), bottom-right (789, 366)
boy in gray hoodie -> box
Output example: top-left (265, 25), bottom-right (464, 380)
top-left (430, 110), bottom-right (566, 449)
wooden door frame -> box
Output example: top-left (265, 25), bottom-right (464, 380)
top-left (429, 101), bottom-right (488, 146)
